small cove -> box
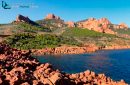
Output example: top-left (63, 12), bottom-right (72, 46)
top-left (34, 49), bottom-right (130, 83)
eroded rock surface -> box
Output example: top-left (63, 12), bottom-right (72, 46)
top-left (0, 43), bottom-right (128, 85)
top-left (45, 14), bottom-right (61, 20)
top-left (77, 18), bottom-right (115, 34)
top-left (65, 21), bottom-right (75, 27)
top-left (112, 23), bottom-right (128, 29)
top-left (15, 15), bottom-right (31, 23)
top-left (32, 45), bottom-right (99, 55)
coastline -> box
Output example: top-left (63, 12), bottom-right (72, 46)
top-left (25, 45), bottom-right (130, 56)
top-left (0, 43), bottom-right (128, 85)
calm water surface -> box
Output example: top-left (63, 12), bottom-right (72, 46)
top-left (34, 49), bottom-right (130, 83)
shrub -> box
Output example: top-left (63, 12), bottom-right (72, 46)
top-left (5, 33), bottom-right (81, 50)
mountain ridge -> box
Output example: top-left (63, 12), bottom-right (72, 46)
top-left (11, 14), bottom-right (129, 35)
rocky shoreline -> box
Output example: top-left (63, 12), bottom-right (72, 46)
top-left (28, 45), bottom-right (130, 56)
top-left (31, 45), bottom-right (99, 56)
top-left (0, 43), bottom-right (128, 85)
top-left (102, 45), bottom-right (130, 50)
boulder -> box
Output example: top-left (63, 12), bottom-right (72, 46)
top-left (49, 72), bottom-right (62, 84)
top-left (84, 70), bottom-right (91, 76)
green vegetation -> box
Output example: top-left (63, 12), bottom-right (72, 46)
top-left (36, 19), bottom-right (66, 31)
top-left (15, 22), bottom-right (51, 33)
top-left (113, 29), bottom-right (130, 35)
top-left (5, 33), bottom-right (81, 50)
top-left (62, 28), bottom-right (116, 38)
top-left (3, 24), bottom-right (130, 50)
top-left (62, 28), bottom-right (130, 47)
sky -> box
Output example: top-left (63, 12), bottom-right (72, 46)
top-left (0, 0), bottom-right (130, 26)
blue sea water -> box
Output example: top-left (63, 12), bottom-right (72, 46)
top-left (34, 49), bottom-right (130, 83)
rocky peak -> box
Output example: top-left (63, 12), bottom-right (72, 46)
top-left (99, 18), bottom-right (111, 24)
top-left (119, 23), bottom-right (128, 29)
top-left (112, 23), bottom-right (128, 30)
top-left (76, 18), bottom-right (115, 34)
top-left (65, 21), bottom-right (75, 27)
top-left (15, 14), bottom-right (31, 23)
top-left (45, 14), bottom-right (60, 20)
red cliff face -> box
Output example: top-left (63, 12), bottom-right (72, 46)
top-left (45, 14), bottom-right (60, 20)
top-left (77, 18), bottom-right (115, 34)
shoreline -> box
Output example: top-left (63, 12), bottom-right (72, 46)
top-left (0, 43), bottom-right (128, 85)
top-left (25, 45), bottom-right (130, 56)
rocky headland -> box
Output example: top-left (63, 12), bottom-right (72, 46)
top-left (0, 43), bottom-right (128, 85)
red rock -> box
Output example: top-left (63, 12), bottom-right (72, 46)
top-left (91, 72), bottom-right (96, 77)
top-left (65, 21), bottom-right (75, 27)
top-left (0, 78), bottom-right (2, 84)
top-left (32, 80), bottom-right (39, 85)
top-left (44, 68), bottom-right (52, 74)
top-left (32, 45), bottom-right (98, 55)
top-left (21, 82), bottom-right (30, 85)
top-left (49, 72), bottom-right (62, 84)
top-left (0, 43), bottom-right (128, 85)
top-left (43, 78), bottom-right (53, 85)
top-left (84, 70), bottom-right (91, 76)
top-left (44, 63), bottom-right (51, 70)
top-left (113, 23), bottom-right (128, 29)
top-left (70, 73), bottom-right (80, 79)
top-left (79, 72), bottom-right (84, 79)
top-left (77, 18), bottom-right (115, 34)
top-left (45, 14), bottom-right (60, 20)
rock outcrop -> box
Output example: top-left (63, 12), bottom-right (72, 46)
top-left (65, 21), bottom-right (75, 27)
top-left (15, 14), bottom-right (31, 23)
top-left (13, 14), bottom-right (38, 25)
top-left (31, 45), bottom-right (99, 55)
top-left (45, 14), bottom-right (60, 20)
top-left (0, 43), bottom-right (128, 85)
top-left (112, 23), bottom-right (128, 29)
top-left (77, 18), bottom-right (115, 34)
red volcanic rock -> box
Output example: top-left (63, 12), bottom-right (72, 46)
top-left (84, 70), bottom-right (91, 76)
top-left (21, 82), bottom-right (30, 85)
top-left (15, 14), bottom-right (31, 23)
top-left (65, 21), bottom-right (75, 27)
top-left (77, 18), bottom-right (115, 34)
top-left (0, 78), bottom-right (2, 84)
top-left (5, 67), bottom-right (26, 84)
top-left (32, 45), bottom-right (99, 55)
top-left (49, 72), bottom-right (62, 84)
top-left (119, 23), bottom-right (128, 29)
top-left (0, 43), bottom-right (128, 85)
top-left (45, 14), bottom-right (60, 20)
top-left (112, 23), bottom-right (128, 29)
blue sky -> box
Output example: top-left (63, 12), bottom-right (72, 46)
top-left (0, 0), bottom-right (130, 26)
